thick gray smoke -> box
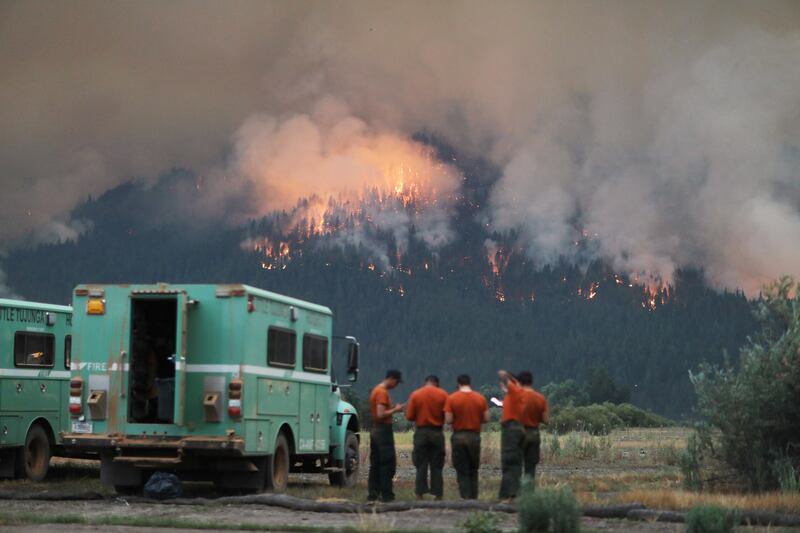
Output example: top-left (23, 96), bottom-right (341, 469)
top-left (0, 266), bottom-right (20, 299)
top-left (2, 1), bottom-right (799, 294)
top-left (489, 29), bottom-right (800, 293)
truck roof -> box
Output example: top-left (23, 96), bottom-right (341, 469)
top-left (73, 283), bottom-right (333, 316)
top-left (241, 285), bottom-right (332, 316)
top-left (0, 298), bottom-right (72, 314)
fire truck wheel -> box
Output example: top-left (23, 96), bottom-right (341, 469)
top-left (329, 430), bottom-right (359, 488)
top-left (16, 424), bottom-right (51, 482)
top-left (265, 433), bottom-right (289, 492)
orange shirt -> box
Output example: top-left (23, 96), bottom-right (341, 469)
top-left (444, 389), bottom-right (488, 432)
top-left (405, 385), bottom-right (448, 427)
top-left (370, 384), bottom-right (393, 425)
top-left (520, 388), bottom-right (548, 428)
top-left (501, 380), bottom-right (524, 423)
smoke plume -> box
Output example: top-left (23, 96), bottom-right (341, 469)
top-left (2, 1), bottom-right (799, 294)
top-left (0, 266), bottom-right (20, 299)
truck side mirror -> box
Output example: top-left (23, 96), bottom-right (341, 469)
top-left (347, 342), bottom-right (359, 383)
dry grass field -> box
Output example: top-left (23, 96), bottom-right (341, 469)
top-left (283, 427), bottom-right (797, 513)
top-left (0, 427), bottom-right (797, 531)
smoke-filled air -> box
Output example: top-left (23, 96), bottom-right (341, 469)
top-left (2, 0), bottom-right (799, 295)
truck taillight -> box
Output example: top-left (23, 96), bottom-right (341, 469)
top-left (228, 379), bottom-right (242, 417)
top-left (69, 378), bottom-right (83, 415)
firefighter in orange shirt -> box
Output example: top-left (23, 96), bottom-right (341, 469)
top-left (444, 374), bottom-right (490, 499)
top-left (405, 375), bottom-right (448, 499)
top-left (517, 370), bottom-right (549, 483)
top-left (498, 369), bottom-right (525, 501)
top-left (367, 369), bottom-right (405, 502)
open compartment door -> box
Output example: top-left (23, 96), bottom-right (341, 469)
top-left (173, 292), bottom-right (188, 426)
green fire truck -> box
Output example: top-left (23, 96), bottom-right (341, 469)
top-left (63, 283), bottom-right (361, 494)
top-left (0, 298), bottom-right (73, 481)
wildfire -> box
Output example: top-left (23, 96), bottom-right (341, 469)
top-left (243, 237), bottom-right (295, 270)
top-left (587, 281), bottom-right (599, 300)
top-left (485, 239), bottom-right (510, 278)
top-left (495, 286), bottom-right (506, 303)
top-left (641, 284), bottom-right (671, 311)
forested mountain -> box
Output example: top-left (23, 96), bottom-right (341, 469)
top-left (3, 165), bottom-right (756, 418)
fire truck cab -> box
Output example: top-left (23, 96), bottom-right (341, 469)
top-left (0, 298), bottom-right (72, 481)
top-left (63, 283), bottom-right (360, 494)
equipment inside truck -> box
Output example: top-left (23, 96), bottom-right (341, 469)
top-left (129, 298), bottom-right (177, 424)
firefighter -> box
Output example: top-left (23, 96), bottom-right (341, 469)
top-left (444, 374), bottom-right (490, 499)
top-left (498, 369), bottom-right (525, 501)
top-left (367, 369), bottom-right (405, 503)
top-left (405, 375), bottom-right (448, 499)
top-left (517, 370), bottom-right (549, 483)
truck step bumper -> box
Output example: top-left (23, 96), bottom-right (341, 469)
top-left (62, 433), bottom-right (246, 455)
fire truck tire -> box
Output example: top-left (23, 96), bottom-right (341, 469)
top-left (265, 433), bottom-right (289, 492)
top-left (329, 430), bottom-right (359, 488)
top-left (16, 424), bottom-right (51, 482)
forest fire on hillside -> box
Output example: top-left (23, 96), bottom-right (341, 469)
top-left (241, 174), bottom-right (673, 311)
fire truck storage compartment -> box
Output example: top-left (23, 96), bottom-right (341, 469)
top-left (129, 298), bottom-right (177, 424)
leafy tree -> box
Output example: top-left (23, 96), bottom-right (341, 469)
top-left (586, 367), bottom-right (630, 404)
top-left (689, 277), bottom-right (800, 490)
top-left (541, 380), bottom-right (589, 413)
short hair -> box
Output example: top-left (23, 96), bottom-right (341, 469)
top-left (517, 371), bottom-right (533, 386)
top-left (385, 369), bottom-right (403, 383)
top-left (425, 375), bottom-right (440, 385)
top-left (456, 374), bottom-right (471, 386)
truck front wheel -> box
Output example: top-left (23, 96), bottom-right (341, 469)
top-left (265, 433), bottom-right (289, 492)
top-left (16, 424), bottom-right (51, 481)
top-left (329, 430), bottom-right (359, 488)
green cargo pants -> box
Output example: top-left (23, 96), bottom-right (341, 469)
top-left (499, 420), bottom-right (525, 499)
top-left (412, 426), bottom-right (445, 497)
top-left (451, 430), bottom-right (481, 499)
top-left (523, 427), bottom-right (541, 480)
top-left (368, 424), bottom-right (396, 502)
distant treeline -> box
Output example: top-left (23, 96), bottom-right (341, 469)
top-left (3, 173), bottom-right (757, 418)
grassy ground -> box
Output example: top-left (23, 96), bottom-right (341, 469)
top-left (1, 427), bottom-right (798, 520)
top-left (283, 427), bottom-right (799, 514)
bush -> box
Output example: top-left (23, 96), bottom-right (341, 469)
top-left (541, 380), bottom-right (589, 413)
top-left (773, 456), bottom-right (800, 493)
top-left (547, 431), bottom-right (562, 457)
top-left (549, 402), bottom-right (671, 435)
top-left (685, 505), bottom-right (740, 533)
top-left (605, 403), bottom-right (672, 428)
top-left (690, 277), bottom-right (800, 490)
top-left (461, 511), bottom-right (503, 533)
top-left (517, 485), bottom-right (581, 533)
top-left (549, 404), bottom-right (624, 435)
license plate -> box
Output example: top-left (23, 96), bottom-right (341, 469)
top-left (71, 421), bottom-right (93, 434)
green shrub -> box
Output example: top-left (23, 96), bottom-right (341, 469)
top-left (541, 380), bottom-right (589, 413)
top-left (605, 402), bottom-right (672, 427)
top-left (517, 485), bottom-right (581, 533)
top-left (685, 505), bottom-right (740, 533)
top-left (548, 431), bottom-right (562, 457)
top-left (773, 457), bottom-right (800, 493)
top-left (549, 404), bottom-right (624, 435)
top-left (461, 511), bottom-right (502, 533)
top-left (690, 277), bottom-right (800, 490)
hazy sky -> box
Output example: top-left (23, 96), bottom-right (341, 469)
top-left (2, 0), bottom-right (799, 293)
